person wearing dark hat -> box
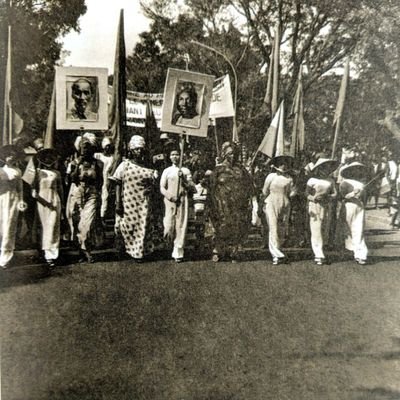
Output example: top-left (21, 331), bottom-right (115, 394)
top-left (32, 149), bottom-right (63, 268)
top-left (0, 145), bottom-right (27, 268)
top-left (262, 155), bottom-right (296, 265)
top-left (306, 158), bottom-right (339, 265)
top-left (338, 162), bottom-right (369, 265)
top-left (208, 142), bottom-right (254, 262)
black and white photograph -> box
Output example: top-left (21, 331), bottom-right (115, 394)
top-left (1, 0), bottom-right (400, 399)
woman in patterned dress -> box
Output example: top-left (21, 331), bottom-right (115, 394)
top-left (112, 135), bottom-right (158, 262)
top-left (32, 149), bottom-right (63, 268)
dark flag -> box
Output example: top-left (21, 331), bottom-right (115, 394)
top-left (109, 9), bottom-right (127, 171)
top-left (144, 100), bottom-right (158, 157)
top-left (43, 82), bottom-right (56, 149)
top-left (2, 25), bottom-right (23, 146)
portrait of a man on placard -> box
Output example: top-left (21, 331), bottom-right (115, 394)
top-left (161, 68), bottom-right (214, 138)
top-left (171, 81), bottom-right (204, 129)
top-left (56, 66), bottom-right (108, 130)
top-left (66, 76), bottom-right (99, 121)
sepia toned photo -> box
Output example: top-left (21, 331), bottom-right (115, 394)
top-left (66, 76), bottom-right (99, 121)
top-left (171, 80), bottom-right (204, 128)
top-left (161, 68), bottom-right (214, 137)
top-left (2, 1), bottom-right (400, 399)
top-left (55, 66), bottom-right (108, 130)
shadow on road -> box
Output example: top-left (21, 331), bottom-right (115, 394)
top-left (355, 387), bottom-right (400, 400)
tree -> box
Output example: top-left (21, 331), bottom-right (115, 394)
top-left (134, 0), bottom-right (400, 153)
top-left (0, 0), bottom-right (87, 138)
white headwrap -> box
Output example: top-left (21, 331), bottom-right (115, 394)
top-left (101, 137), bottom-right (113, 149)
top-left (82, 132), bottom-right (97, 146)
top-left (74, 136), bottom-right (82, 151)
top-left (128, 135), bottom-right (145, 150)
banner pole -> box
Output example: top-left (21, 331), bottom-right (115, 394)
top-left (175, 133), bottom-right (185, 215)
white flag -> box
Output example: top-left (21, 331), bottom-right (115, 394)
top-left (257, 101), bottom-right (284, 158)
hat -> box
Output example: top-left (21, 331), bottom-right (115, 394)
top-left (311, 158), bottom-right (339, 177)
top-left (340, 162), bottom-right (369, 181)
top-left (36, 149), bottom-right (59, 168)
top-left (128, 135), bottom-right (145, 150)
top-left (0, 145), bottom-right (24, 163)
top-left (101, 137), bottom-right (113, 149)
top-left (271, 155), bottom-right (294, 172)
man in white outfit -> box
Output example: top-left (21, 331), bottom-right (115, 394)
top-left (160, 150), bottom-right (195, 262)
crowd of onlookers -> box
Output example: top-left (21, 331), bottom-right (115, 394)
top-left (0, 133), bottom-right (397, 270)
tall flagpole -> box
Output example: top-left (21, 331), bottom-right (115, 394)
top-left (331, 58), bottom-right (350, 159)
top-left (190, 40), bottom-right (238, 142)
top-left (271, 22), bottom-right (280, 116)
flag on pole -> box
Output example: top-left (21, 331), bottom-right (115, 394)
top-left (109, 9), bottom-right (127, 169)
top-left (271, 23), bottom-right (280, 116)
top-left (263, 41), bottom-right (274, 106)
top-left (257, 101), bottom-right (284, 158)
top-left (331, 58), bottom-right (350, 158)
top-left (2, 25), bottom-right (23, 146)
top-left (290, 67), bottom-right (305, 157)
top-left (43, 82), bottom-right (56, 149)
top-left (275, 100), bottom-right (285, 156)
top-left (333, 59), bottom-right (350, 126)
top-left (144, 100), bottom-right (158, 155)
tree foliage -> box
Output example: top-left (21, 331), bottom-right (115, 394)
top-left (0, 0), bottom-right (87, 137)
top-left (130, 0), bottom-right (400, 152)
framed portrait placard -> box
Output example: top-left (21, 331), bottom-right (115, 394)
top-left (55, 66), bottom-right (108, 130)
top-left (161, 68), bottom-right (214, 137)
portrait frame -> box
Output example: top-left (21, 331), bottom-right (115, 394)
top-left (161, 68), bottom-right (214, 138)
top-left (55, 66), bottom-right (108, 130)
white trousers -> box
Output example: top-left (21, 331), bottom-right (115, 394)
top-left (264, 201), bottom-right (289, 259)
top-left (344, 202), bottom-right (368, 260)
top-left (163, 196), bottom-right (188, 259)
top-left (308, 201), bottom-right (328, 259)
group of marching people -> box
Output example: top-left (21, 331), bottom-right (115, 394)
top-left (0, 133), bottom-right (383, 269)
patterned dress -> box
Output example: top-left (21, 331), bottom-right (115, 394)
top-left (113, 159), bottom-right (156, 259)
top-left (66, 159), bottom-right (102, 251)
top-left (209, 162), bottom-right (254, 255)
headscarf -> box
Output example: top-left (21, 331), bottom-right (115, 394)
top-left (221, 141), bottom-right (235, 161)
top-left (74, 136), bottom-right (82, 152)
top-left (128, 135), bottom-right (146, 150)
top-left (81, 132), bottom-right (97, 146)
top-left (101, 136), bottom-right (113, 149)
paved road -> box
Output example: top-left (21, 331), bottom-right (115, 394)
top-left (1, 207), bottom-right (400, 399)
